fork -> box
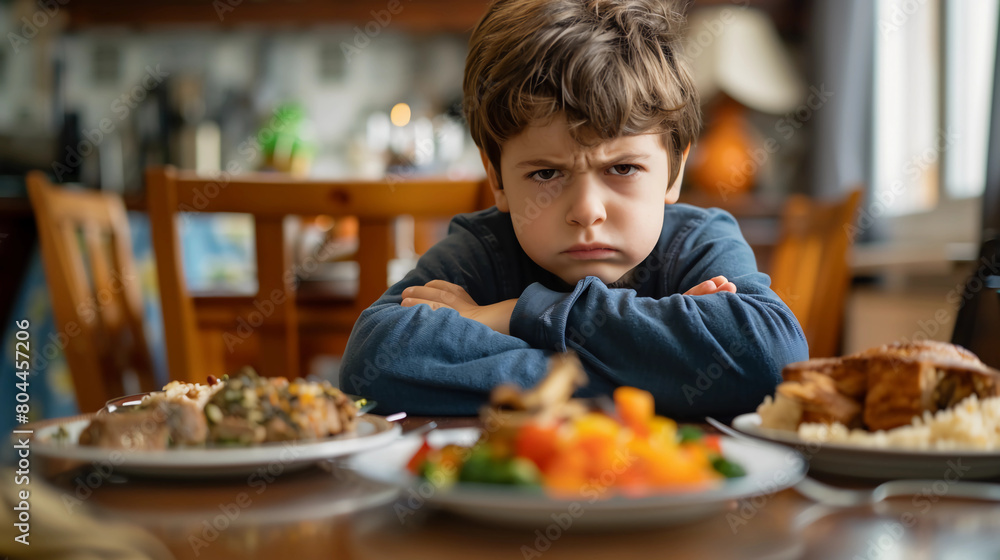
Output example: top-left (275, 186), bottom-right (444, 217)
top-left (705, 416), bottom-right (1000, 506)
top-left (705, 416), bottom-right (769, 443)
top-left (793, 475), bottom-right (1000, 506)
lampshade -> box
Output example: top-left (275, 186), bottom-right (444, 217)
top-left (684, 7), bottom-right (806, 114)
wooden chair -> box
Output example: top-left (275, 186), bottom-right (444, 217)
top-left (26, 171), bottom-right (158, 412)
top-left (769, 189), bottom-right (862, 358)
top-left (146, 166), bottom-right (486, 382)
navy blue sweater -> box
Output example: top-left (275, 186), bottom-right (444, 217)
top-left (340, 204), bottom-right (808, 419)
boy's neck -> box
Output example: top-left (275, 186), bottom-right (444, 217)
top-left (606, 267), bottom-right (639, 290)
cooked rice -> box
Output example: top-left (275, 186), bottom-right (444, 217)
top-left (147, 380), bottom-right (222, 408)
top-left (796, 395), bottom-right (1000, 451)
top-left (756, 393), bottom-right (802, 431)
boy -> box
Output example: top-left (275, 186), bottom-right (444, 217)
top-left (340, 0), bottom-right (808, 418)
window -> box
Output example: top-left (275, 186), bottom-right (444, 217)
top-left (873, 0), bottom-right (999, 216)
top-left (872, 0), bottom-right (941, 216)
top-left (943, 0), bottom-right (999, 199)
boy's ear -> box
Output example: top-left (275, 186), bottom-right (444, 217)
top-left (665, 144), bottom-right (691, 205)
top-left (480, 149), bottom-right (509, 212)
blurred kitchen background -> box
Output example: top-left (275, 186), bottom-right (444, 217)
top-left (1, 0), bottom-right (999, 424)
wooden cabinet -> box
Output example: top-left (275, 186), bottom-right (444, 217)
top-left (64, 0), bottom-right (807, 34)
top-left (678, 191), bottom-right (786, 274)
top-left (66, 0), bottom-right (491, 32)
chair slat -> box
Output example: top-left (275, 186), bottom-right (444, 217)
top-left (770, 190), bottom-right (862, 358)
top-left (169, 172), bottom-right (481, 219)
top-left (147, 165), bottom-right (487, 382)
top-left (27, 171), bottom-right (158, 412)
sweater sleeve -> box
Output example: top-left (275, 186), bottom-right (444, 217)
top-left (509, 209), bottom-right (808, 420)
top-left (339, 215), bottom-right (554, 416)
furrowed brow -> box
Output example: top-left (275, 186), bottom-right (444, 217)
top-left (514, 152), bottom-right (652, 169)
top-left (514, 159), bottom-right (565, 169)
top-left (598, 153), bottom-right (652, 166)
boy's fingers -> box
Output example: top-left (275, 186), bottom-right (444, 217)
top-left (425, 279), bottom-right (467, 295)
top-left (683, 278), bottom-right (740, 296)
top-left (401, 298), bottom-right (451, 311)
top-left (424, 280), bottom-right (475, 303)
top-left (402, 286), bottom-right (457, 304)
top-left (424, 279), bottom-right (457, 290)
top-left (684, 279), bottom-right (715, 295)
top-left (710, 275), bottom-right (728, 287)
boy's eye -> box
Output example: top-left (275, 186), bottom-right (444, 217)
top-left (609, 164), bottom-right (639, 177)
top-left (529, 169), bottom-right (561, 182)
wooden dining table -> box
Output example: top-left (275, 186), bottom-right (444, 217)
top-left (19, 415), bottom-right (1000, 560)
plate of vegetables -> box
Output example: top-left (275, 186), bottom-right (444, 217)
top-left (350, 354), bottom-right (806, 529)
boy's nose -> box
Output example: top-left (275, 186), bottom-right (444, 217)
top-left (565, 176), bottom-right (607, 228)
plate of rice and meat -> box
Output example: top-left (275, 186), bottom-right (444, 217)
top-left (32, 369), bottom-right (400, 477)
top-left (731, 340), bottom-right (1000, 479)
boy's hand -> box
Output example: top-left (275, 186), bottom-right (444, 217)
top-left (401, 280), bottom-right (518, 335)
top-left (684, 275), bottom-right (737, 296)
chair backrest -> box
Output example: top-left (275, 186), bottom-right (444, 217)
top-left (146, 166), bottom-right (484, 381)
top-left (769, 189), bottom-right (862, 358)
top-left (26, 171), bottom-right (157, 412)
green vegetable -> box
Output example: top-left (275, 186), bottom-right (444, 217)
top-left (205, 403), bottom-right (223, 424)
top-left (457, 444), bottom-right (541, 486)
top-left (506, 457), bottom-right (541, 486)
top-left (459, 445), bottom-right (497, 483)
top-left (711, 456), bottom-right (746, 478)
top-left (678, 425), bottom-right (703, 443)
top-left (420, 458), bottom-right (460, 489)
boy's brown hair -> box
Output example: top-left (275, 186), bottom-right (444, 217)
top-left (463, 0), bottom-right (700, 189)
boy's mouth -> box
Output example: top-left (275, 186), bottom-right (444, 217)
top-left (562, 244), bottom-right (618, 259)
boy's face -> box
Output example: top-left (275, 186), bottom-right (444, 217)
top-left (485, 113), bottom-right (688, 286)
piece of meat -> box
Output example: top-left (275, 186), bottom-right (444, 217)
top-left (768, 341), bottom-right (1000, 432)
top-left (79, 408), bottom-right (171, 450)
top-left (863, 353), bottom-right (1000, 431)
top-left (165, 399), bottom-right (210, 445)
top-left (81, 372), bottom-right (360, 450)
top-left (782, 357), bottom-right (867, 400)
top-left (776, 371), bottom-right (863, 428)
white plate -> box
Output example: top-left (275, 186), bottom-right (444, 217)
top-left (348, 428), bottom-right (807, 530)
top-left (731, 413), bottom-right (1000, 480)
top-left (31, 415), bottom-right (401, 478)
